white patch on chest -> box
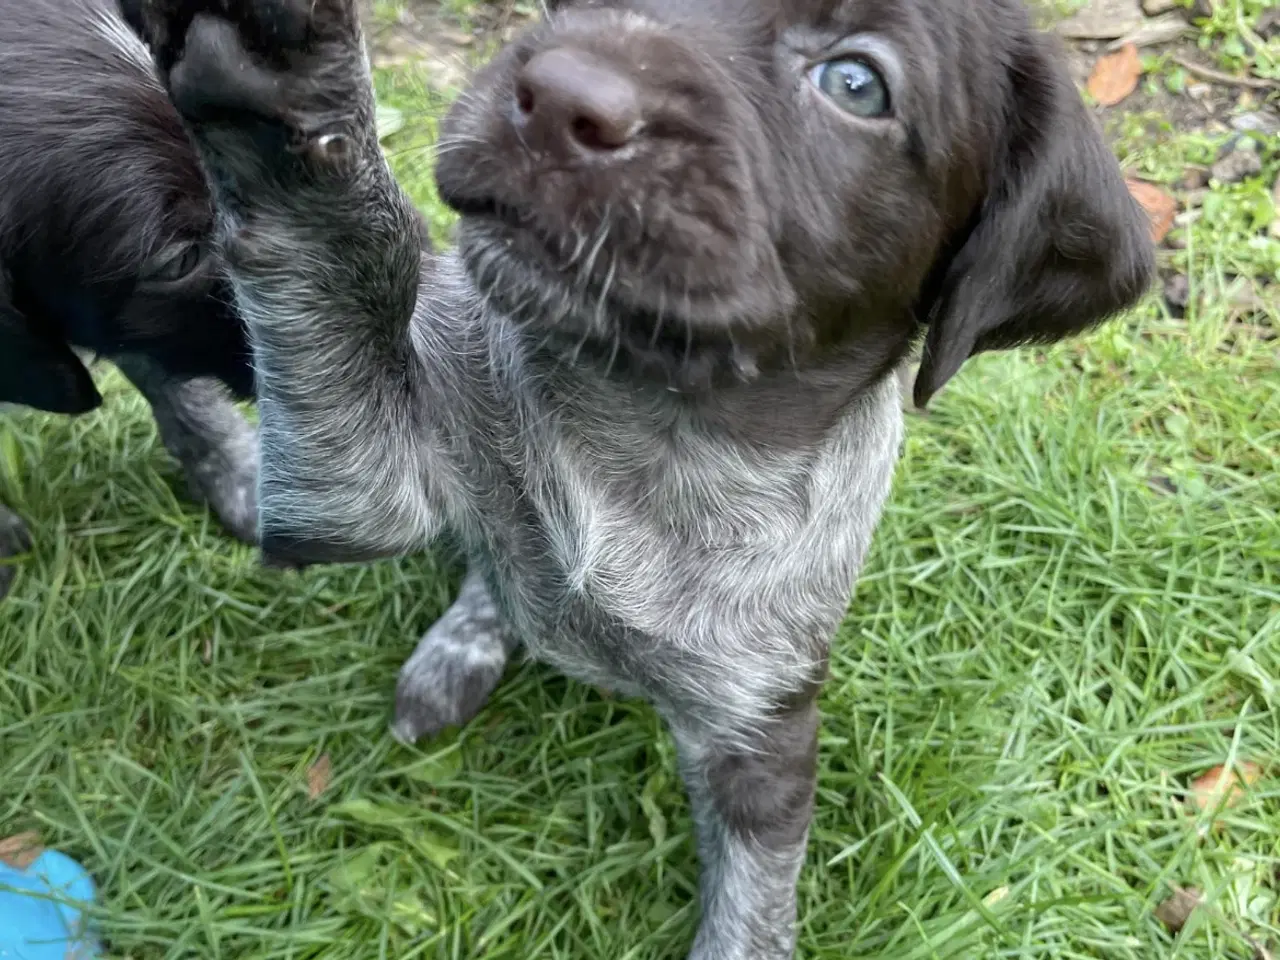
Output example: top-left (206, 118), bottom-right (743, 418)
top-left (534, 375), bottom-right (904, 650)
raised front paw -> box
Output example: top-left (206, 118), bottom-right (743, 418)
top-left (134, 0), bottom-right (371, 178)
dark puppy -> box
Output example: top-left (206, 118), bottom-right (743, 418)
top-left (0, 0), bottom-right (258, 598)
top-left (134, 0), bottom-right (1153, 955)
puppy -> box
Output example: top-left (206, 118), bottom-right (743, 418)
top-left (0, 0), bottom-right (257, 598)
top-left (133, 0), bottom-right (1154, 956)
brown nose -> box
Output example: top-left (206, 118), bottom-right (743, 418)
top-left (514, 47), bottom-right (642, 154)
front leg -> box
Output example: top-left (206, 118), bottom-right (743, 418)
top-left (135, 0), bottom-right (439, 564)
top-left (392, 568), bottom-right (521, 744)
top-left (671, 699), bottom-right (821, 960)
top-left (112, 355), bottom-right (258, 543)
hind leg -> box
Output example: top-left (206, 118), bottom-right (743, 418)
top-left (113, 355), bottom-right (259, 543)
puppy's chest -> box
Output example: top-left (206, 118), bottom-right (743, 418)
top-left (510, 405), bottom-right (889, 645)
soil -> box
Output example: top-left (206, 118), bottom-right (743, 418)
top-left (363, 0), bottom-right (534, 91)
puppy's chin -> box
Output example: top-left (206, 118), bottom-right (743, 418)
top-left (450, 206), bottom-right (798, 390)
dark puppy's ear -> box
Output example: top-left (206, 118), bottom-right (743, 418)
top-left (0, 307), bottom-right (102, 415)
top-left (913, 31), bottom-right (1155, 408)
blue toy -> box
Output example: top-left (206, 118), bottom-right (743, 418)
top-left (0, 849), bottom-right (99, 959)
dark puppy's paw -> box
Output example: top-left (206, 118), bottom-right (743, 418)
top-left (0, 508), bottom-right (33, 600)
top-left (136, 0), bottom-right (365, 171)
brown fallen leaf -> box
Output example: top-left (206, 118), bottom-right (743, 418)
top-left (1155, 886), bottom-right (1203, 933)
top-left (0, 831), bottom-right (44, 870)
top-left (307, 753), bottom-right (333, 800)
top-left (1125, 179), bottom-right (1179, 244)
top-left (1190, 761), bottom-right (1263, 814)
top-left (1087, 44), bottom-right (1143, 106)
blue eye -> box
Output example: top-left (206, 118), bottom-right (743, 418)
top-left (810, 58), bottom-right (890, 118)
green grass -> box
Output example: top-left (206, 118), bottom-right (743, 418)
top-left (3, 5), bottom-right (1279, 958)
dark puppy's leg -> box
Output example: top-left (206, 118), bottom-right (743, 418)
top-left (392, 569), bottom-right (520, 744)
top-left (0, 503), bottom-right (33, 600)
top-left (113, 354), bottom-right (258, 543)
top-left (672, 700), bottom-right (820, 960)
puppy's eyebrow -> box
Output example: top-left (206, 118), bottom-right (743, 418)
top-left (788, 0), bottom-right (918, 37)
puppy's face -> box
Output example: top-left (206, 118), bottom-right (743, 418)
top-left (111, 197), bottom-right (254, 398)
top-left (9, 189), bottom-right (254, 407)
top-left (435, 0), bottom-right (1153, 398)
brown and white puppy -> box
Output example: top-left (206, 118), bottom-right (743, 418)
top-left (0, 0), bottom-right (257, 598)
top-left (131, 0), bottom-right (1154, 956)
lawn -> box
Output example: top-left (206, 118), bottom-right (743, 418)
top-left (2, 2), bottom-right (1278, 958)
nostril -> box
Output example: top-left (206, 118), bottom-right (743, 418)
top-left (516, 81), bottom-right (535, 115)
top-left (571, 115), bottom-right (623, 151)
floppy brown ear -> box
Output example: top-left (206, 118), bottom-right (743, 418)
top-left (912, 31), bottom-right (1155, 408)
top-left (0, 303), bottom-right (102, 415)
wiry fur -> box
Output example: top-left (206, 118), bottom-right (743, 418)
top-left (0, 0), bottom-right (260, 599)
top-left (131, 0), bottom-right (1155, 956)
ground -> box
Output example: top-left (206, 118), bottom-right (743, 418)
top-left (1, 1), bottom-right (1277, 958)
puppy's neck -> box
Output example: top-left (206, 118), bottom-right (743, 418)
top-left (429, 249), bottom-right (908, 455)
top-left (510, 311), bottom-right (904, 456)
